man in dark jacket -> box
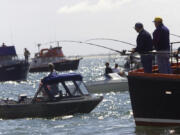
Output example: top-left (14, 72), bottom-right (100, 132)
top-left (153, 17), bottom-right (171, 74)
top-left (105, 62), bottom-right (113, 75)
top-left (132, 22), bottom-right (153, 73)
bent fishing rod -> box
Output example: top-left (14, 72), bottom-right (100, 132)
top-left (59, 40), bottom-right (125, 54)
top-left (41, 40), bottom-right (127, 55)
top-left (171, 34), bottom-right (180, 38)
top-left (85, 38), bottom-right (136, 47)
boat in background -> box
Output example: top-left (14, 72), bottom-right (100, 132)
top-left (86, 73), bottom-right (128, 93)
top-left (0, 45), bottom-right (29, 81)
top-left (29, 46), bottom-right (82, 72)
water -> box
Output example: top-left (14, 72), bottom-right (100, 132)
top-left (0, 56), bottom-right (180, 135)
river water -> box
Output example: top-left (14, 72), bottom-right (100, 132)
top-left (0, 56), bottom-right (179, 135)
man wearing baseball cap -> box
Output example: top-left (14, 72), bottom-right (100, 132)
top-left (153, 17), bottom-right (171, 74)
top-left (132, 22), bottom-right (153, 73)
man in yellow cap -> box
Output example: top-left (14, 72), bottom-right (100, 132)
top-left (153, 17), bottom-right (171, 74)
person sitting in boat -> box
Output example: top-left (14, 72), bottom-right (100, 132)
top-left (112, 63), bottom-right (120, 73)
top-left (105, 62), bottom-right (113, 75)
top-left (104, 62), bottom-right (113, 79)
top-left (112, 63), bottom-right (126, 77)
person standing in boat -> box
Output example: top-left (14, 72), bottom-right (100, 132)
top-left (152, 17), bottom-right (171, 74)
top-left (40, 63), bottom-right (60, 100)
top-left (48, 63), bottom-right (57, 76)
top-left (24, 48), bottom-right (30, 62)
top-left (2, 43), bottom-right (6, 47)
top-left (132, 22), bottom-right (153, 73)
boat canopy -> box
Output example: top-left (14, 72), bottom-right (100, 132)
top-left (42, 73), bottom-right (83, 85)
top-left (0, 46), bottom-right (17, 56)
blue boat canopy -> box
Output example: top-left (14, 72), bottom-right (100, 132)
top-left (42, 73), bottom-right (83, 85)
top-left (0, 46), bottom-right (17, 56)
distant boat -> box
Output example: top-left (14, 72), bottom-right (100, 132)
top-left (29, 46), bottom-right (82, 73)
top-left (128, 63), bottom-right (180, 126)
top-left (0, 73), bottom-right (103, 119)
top-left (0, 45), bottom-right (29, 81)
top-left (86, 73), bottom-right (128, 93)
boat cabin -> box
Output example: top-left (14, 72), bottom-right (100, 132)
top-left (33, 73), bottom-right (89, 102)
top-left (35, 47), bottom-right (64, 58)
top-left (0, 46), bottom-right (18, 64)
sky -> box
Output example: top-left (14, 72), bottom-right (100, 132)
top-left (0, 0), bottom-right (180, 56)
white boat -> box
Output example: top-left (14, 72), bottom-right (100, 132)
top-left (86, 73), bottom-right (128, 93)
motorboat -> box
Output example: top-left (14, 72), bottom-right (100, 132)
top-left (86, 73), bottom-right (128, 93)
top-left (29, 46), bottom-right (82, 72)
top-left (128, 62), bottom-right (180, 126)
top-left (0, 73), bottom-right (103, 119)
top-left (0, 45), bottom-right (29, 81)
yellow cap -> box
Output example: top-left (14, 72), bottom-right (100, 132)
top-left (153, 17), bottom-right (163, 23)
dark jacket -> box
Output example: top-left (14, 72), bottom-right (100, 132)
top-left (135, 29), bottom-right (153, 54)
top-left (153, 24), bottom-right (170, 51)
top-left (105, 67), bottom-right (112, 74)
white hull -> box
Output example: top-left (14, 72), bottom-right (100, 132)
top-left (86, 80), bottom-right (128, 93)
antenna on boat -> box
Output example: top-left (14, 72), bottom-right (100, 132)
top-left (37, 43), bottom-right (41, 52)
top-left (57, 41), bottom-right (60, 47)
top-left (85, 38), bottom-right (136, 47)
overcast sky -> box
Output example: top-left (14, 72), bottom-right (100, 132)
top-left (0, 0), bottom-right (180, 56)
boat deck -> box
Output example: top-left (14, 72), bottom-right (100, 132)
top-left (129, 63), bottom-right (180, 78)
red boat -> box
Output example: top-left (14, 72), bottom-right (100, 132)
top-left (29, 46), bottom-right (82, 72)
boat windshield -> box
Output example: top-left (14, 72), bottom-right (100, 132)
top-left (64, 80), bottom-right (89, 96)
top-left (57, 83), bottom-right (67, 95)
top-left (75, 81), bottom-right (89, 95)
top-left (64, 81), bottom-right (82, 96)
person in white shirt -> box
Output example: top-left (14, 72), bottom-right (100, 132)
top-left (112, 64), bottom-right (126, 77)
top-left (112, 64), bottom-right (120, 73)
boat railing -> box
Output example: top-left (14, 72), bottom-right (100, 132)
top-left (0, 54), bottom-right (27, 66)
top-left (127, 41), bottom-right (180, 73)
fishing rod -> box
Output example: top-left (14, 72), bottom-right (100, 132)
top-left (61, 40), bottom-right (126, 54)
top-left (85, 38), bottom-right (136, 47)
top-left (41, 40), bottom-right (127, 55)
top-left (171, 34), bottom-right (180, 38)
